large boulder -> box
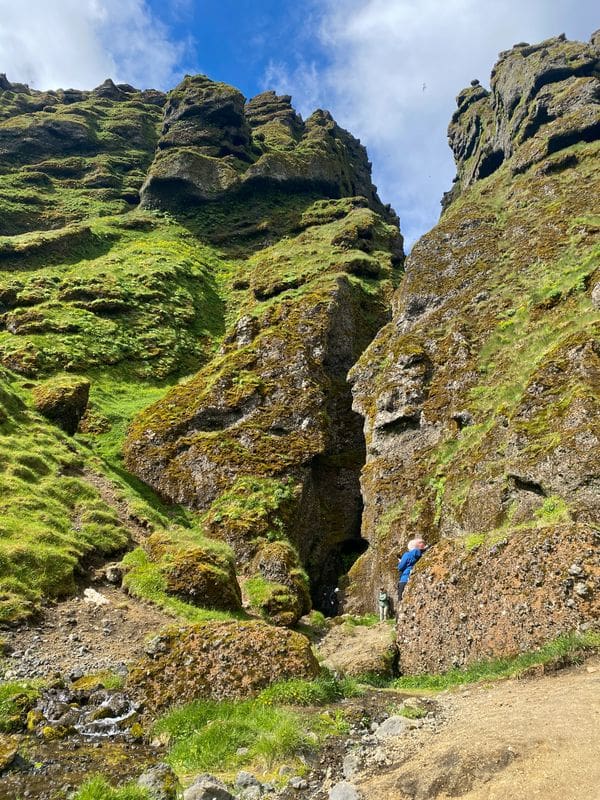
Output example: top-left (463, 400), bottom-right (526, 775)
top-left (32, 376), bottom-right (90, 434)
top-left (128, 620), bottom-right (319, 710)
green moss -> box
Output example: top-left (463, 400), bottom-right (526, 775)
top-left (0, 681), bottom-right (42, 732)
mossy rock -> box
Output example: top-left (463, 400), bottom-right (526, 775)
top-left (32, 376), bottom-right (90, 434)
top-left (155, 537), bottom-right (242, 612)
top-left (128, 620), bottom-right (319, 710)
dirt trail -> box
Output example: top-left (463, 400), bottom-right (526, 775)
top-left (355, 657), bottom-right (600, 800)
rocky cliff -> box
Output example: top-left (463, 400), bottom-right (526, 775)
top-left (0, 72), bottom-right (402, 627)
top-left (350, 32), bottom-right (600, 671)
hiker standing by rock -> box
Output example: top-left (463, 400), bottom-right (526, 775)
top-left (397, 537), bottom-right (428, 601)
top-left (378, 586), bottom-right (390, 622)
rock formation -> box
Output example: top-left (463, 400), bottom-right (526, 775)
top-left (349, 31), bottom-right (600, 671)
top-left (0, 72), bottom-right (402, 628)
top-left (0, 32), bottom-right (598, 675)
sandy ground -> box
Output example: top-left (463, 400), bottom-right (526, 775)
top-left (355, 657), bottom-right (600, 800)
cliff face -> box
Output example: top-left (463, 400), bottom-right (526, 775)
top-left (0, 72), bottom-right (402, 625)
top-left (350, 32), bottom-right (600, 671)
top-left (124, 78), bottom-right (403, 624)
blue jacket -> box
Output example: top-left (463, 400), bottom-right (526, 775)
top-left (397, 548), bottom-right (422, 583)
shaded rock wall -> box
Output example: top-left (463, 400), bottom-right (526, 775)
top-left (350, 31), bottom-right (600, 671)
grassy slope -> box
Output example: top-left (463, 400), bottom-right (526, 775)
top-left (0, 77), bottom-right (401, 624)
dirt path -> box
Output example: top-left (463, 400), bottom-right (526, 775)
top-left (354, 657), bottom-right (600, 800)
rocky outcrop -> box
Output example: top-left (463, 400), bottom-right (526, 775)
top-left (0, 75), bottom-right (165, 233)
top-left (32, 376), bottom-right (90, 434)
top-left (128, 620), bottom-right (319, 709)
top-left (140, 76), bottom-right (392, 217)
top-left (350, 31), bottom-right (600, 671)
top-left (125, 198), bottom-right (403, 622)
top-left (445, 31), bottom-right (600, 205)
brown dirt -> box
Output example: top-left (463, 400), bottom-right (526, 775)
top-left (1, 583), bottom-right (174, 680)
top-left (354, 656), bottom-right (600, 800)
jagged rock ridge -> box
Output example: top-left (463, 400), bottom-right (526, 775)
top-left (349, 30), bottom-right (600, 671)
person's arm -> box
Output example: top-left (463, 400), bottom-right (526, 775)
top-left (398, 552), bottom-right (410, 573)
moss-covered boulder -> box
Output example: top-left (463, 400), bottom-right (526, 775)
top-left (349, 30), bottom-right (600, 670)
top-left (246, 541), bottom-right (311, 626)
top-left (32, 376), bottom-right (90, 433)
top-left (128, 620), bottom-right (319, 709)
top-left (147, 533), bottom-right (242, 611)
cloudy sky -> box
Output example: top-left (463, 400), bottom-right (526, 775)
top-left (0, 0), bottom-right (597, 246)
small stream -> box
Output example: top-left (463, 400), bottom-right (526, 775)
top-left (1, 685), bottom-right (164, 800)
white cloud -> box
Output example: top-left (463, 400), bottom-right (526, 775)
top-left (265, 0), bottom-right (599, 247)
top-left (0, 0), bottom-right (190, 91)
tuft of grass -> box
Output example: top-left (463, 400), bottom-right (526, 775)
top-left (71, 776), bottom-right (150, 800)
top-left (392, 631), bottom-right (600, 691)
top-left (257, 672), bottom-right (361, 707)
top-left (343, 613), bottom-right (380, 628)
top-left (154, 696), bottom-right (348, 774)
top-left (397, 705), bottom-right (427, 719)
top-left (0, 681), bottom-right (42, 732)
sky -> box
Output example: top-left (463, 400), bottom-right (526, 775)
top-left (0, 0), bottom-right (598, 247)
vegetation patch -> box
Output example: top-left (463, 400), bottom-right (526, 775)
top-left (392, 631), bottom-right (600, 691)
top-left (0, 680), bottom-right (41, 732)
top-left (153, 695), bottom-right (348, 775)
top-left (72, 776), bottom-right (150, 800)
top-left (256, 672), bottom-right (361, 706)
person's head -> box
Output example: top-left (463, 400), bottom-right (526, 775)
top-left (407, 536), bottom-right (427, 551)
top-left (380, 586), bottom-right (385, 592)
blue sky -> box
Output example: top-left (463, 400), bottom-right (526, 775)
top-left (1, 1), bottom-right (598, 246)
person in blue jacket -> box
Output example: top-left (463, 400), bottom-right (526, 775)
top-left (397, 537), bottom-right (427, 600)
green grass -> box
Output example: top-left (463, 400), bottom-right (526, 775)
top-left (257, 672), bottom-right (361, 706)
top-left (153, 697), bottom-right (347, 774)
top-left (392, 631), bottom-right (600, 691)
top-left (0, 373), bottom-right (130, 622)
top-left (71, 776), bottom-right (150, 800)
top-left (397, 705), bottom-right (427, 719)
top-left (0, 680), bottom-right (41, 732)
top-left (343, 613), bottom-right (380, 628)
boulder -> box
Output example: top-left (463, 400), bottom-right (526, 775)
top-left (128, 620), bottom-right (319, 710)
top-left (183, 774), bottom-right (234, 800)
top-left (32, 377), bottom-right (90, 434)
top-left (137, 763), bottom-right (182, 800)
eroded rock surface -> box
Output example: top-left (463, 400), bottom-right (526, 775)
top-left (350, 31), bottom-right (600, 671)
top-left (140, 77), bottom-right (391, 216)
top-left (128, 620), bottom-right (319, 709)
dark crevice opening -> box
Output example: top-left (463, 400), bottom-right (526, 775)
top-left (477, 149), bottom-right (505, 180)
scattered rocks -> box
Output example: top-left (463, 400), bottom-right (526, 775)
top-left (137, 763), bottom-right (182, 800)
top-left (183, 774), bottom-right (234, 800)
